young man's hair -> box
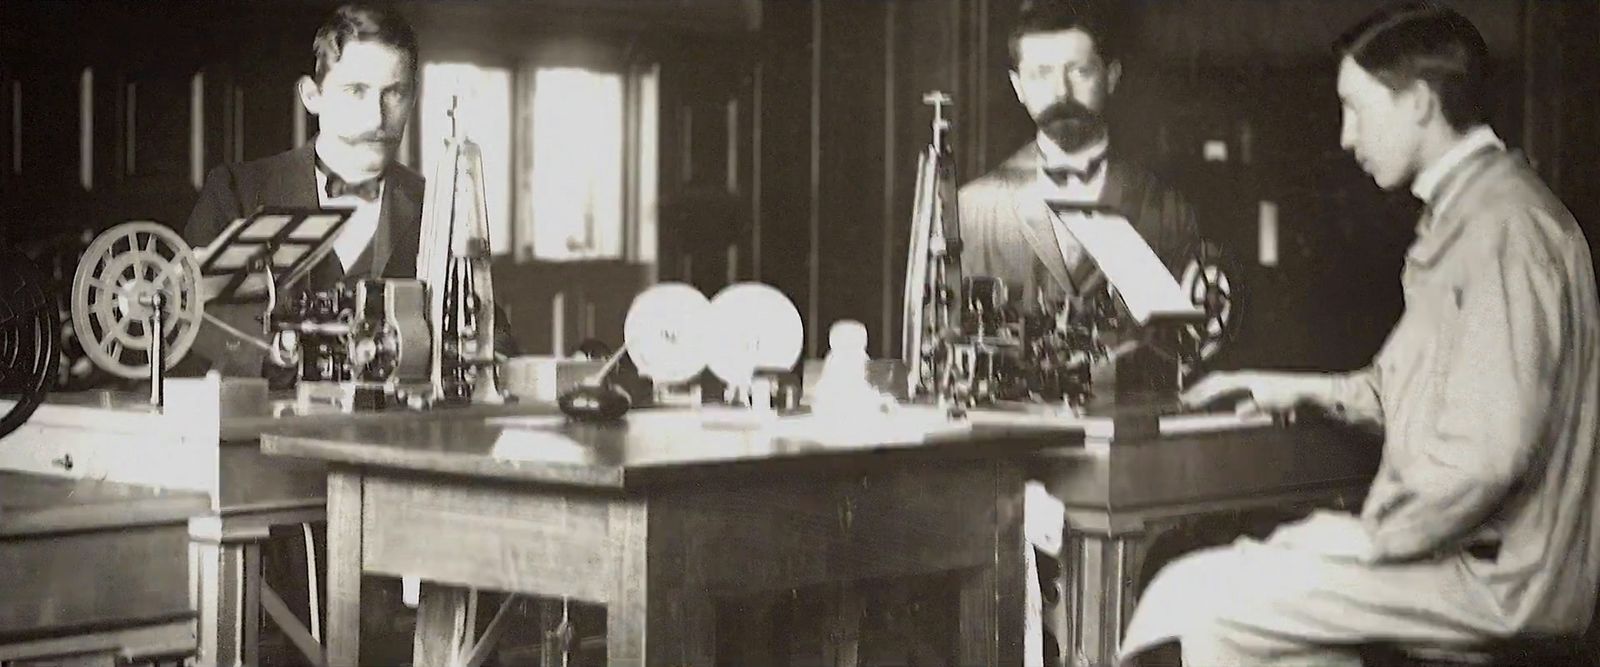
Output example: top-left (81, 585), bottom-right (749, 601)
top-left (1008, 0), bottom-right (1121, 69)
top-left (311, 3), bottom-right (419, 83)
top-left (1333, 2), bottom-right (1490, 132)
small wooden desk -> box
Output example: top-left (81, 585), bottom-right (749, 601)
top-left (263, 409), bottom-right (1070, 667)
top-left (0, 471), bottom-right (210, 665)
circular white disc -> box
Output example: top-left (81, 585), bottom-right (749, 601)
top-left (705, 282), bottom-right (803, 384)
top-left (623, 283), bottom-right (711, 384)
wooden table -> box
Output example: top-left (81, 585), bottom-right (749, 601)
top-left (263, 408), bottom-right (1071, 667)
top-left (0, 379), bottom-right (565, 667)
top-left (0, 471), bottom-right (210, 666)
top-left (1035, 420), bottom-right (1382, 666)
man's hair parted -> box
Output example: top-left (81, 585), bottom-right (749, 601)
top-left (1008, 0), bottom-right (1123, 69)
top-left (311, 3), bottom-right (419, 83)
top-left (1333, 2), bottom-right (1491, 132)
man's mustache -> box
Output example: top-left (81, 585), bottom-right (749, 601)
top-left (1037, 97), bottom-right (1105, 151)
top-left (1037, 98), bottom-right (1100, 128)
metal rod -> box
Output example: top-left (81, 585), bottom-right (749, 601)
top-left (148, 291), bottom-right (165, 409)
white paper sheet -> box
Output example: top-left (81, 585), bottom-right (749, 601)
top-left (1051, 209), bottom-right (1204, 325)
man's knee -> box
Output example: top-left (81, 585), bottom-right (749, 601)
top-left (1141, 545), bottom-right (1237, 605)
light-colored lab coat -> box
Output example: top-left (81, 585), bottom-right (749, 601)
top-left (1120, 144), bottom-right (1600, 665)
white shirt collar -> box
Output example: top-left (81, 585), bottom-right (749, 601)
top-left (1037, 133), bottom-right (1108, 171)
top-left (1410, 125), bottom-right (1503, 206)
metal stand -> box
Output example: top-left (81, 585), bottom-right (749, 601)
top-left (146, 291), bottom-right (166, 409)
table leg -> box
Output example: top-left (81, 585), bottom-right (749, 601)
top-left (412, 584), bottom-right (472, 667)
top-left (605, 500), bottom-right (715, 667)
top-left (1060, 531), bottom-right (1146, 667)
top-left (822, 585), bottom-right (863, 667)
top-left (241, 542), bottom-right (262, 667)
top-left (324, 469), bottom-right (364, 667)
top-left (957, 464), bottom-right (1028, 667)
top-left (191, 518), bottom-right (267, 667)
top-left (539, 599), bottom-right (562, 667)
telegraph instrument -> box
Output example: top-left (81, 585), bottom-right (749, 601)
top-left (900, 92), bottom-right (1241, 413)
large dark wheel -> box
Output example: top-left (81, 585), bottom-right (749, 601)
top-left (0, 249), bottom-right (58, 440)
top-left (1179, 242), bottom-right (1243, 371)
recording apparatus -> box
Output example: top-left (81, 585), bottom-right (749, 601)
top-left (266, 279), bottom-right (430, 391)
top-left (901, 93), bottom-right (1238, 413)
top-left (942, 273), bottom-right (1205, 410)
top-left (266, 99), bottom-right (506, 406)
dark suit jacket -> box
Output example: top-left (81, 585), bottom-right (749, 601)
top-left (958, 142), bottom-right (1201, 311)
top-left (181, 143), bottom-right (426, 376)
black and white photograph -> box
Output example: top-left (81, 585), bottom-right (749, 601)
top-left (1, 1), bottom-right (1597, 666)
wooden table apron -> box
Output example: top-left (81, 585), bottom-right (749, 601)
top-left (265, 414), bottom-right (1068, 667)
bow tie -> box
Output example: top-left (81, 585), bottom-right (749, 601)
top-left (1044, 156), bottom-right (1106, 185)
top-left (324, 172), bottom-right (382, 202)
top-left (316, 156), bottom-right (383, 202)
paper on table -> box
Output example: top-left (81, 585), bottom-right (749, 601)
top-left (1051, 209), bottom-right (1203, 325)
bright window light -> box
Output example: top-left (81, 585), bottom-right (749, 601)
top-left (528, 68), bottom-right (624, 261)
top-left (420, 62), bottom-right (513, 255)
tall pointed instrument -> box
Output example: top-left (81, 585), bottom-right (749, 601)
top-left (901, 91), bottom-right (965, 404)
top-left (417, 98), bottom-right (503, 404)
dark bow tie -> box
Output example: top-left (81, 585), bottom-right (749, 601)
top-left (317, 158), bottom-right (383, 202)
top-left (1044, 156), bottom-right (1106, 185)
top-left (324, 172), bottom-right (382, 202)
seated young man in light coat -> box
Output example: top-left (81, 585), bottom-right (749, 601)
top-left (1120, 4), bottom-right (1600, 665)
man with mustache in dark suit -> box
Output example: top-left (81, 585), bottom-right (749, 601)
top-left (183, 3), bottom-right (427, 380)
top-left (959, 1), bottom-right (1201, 310)
top-left (179, 5), bottom-right (430, 663)
top-left (956, 3), bottom-right (1206, 665)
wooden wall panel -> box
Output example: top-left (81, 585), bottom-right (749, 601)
top-left (755, 0), bottom-right (817, 354)
top-left (1525, 0), bottom-right (1600, 265)
top-left (815, 1), bottom-right (888, 357)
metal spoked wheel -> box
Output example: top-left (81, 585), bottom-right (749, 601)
top-left (0, 249), bottom-right (59, 440)
top-left (1180, 244), bottom-right (1241, 366)
top-left (70, 222), bottom-right (202, 379)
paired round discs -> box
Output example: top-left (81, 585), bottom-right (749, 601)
top-left (623, 282), bottom-right (802, 385)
